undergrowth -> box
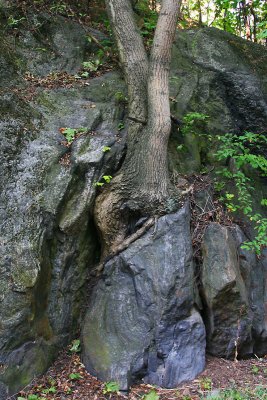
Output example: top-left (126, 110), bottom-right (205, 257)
top-left (178, 112), bottom-right (267, 256)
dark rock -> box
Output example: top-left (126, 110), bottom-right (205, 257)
top-left (201, 223), bottom-right (253, 358)
top-left (0, 24), bottom-right (125, 396)
top-left (0, 384), bottom-right (7, 400)
top-left (82, 204), bottom-right (206, 390)
top-left (0, 11), bottom-right (267, 396)
top-left (231, 226), bottom-right (267, 355)
top-left (169, 27), bottom-right (267, 174)
top-left (0, 340), bottom-right (57, 395)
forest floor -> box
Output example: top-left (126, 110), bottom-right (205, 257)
top-left (15, 346), bottom-right (267, 400)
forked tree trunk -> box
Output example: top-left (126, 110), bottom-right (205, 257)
top-left (94, 0), bottom-right (181, 259)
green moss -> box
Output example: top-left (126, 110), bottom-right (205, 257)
top-left (1, 343), bottom-right (56, 394)
top-left (84, 319), bottom-right (111, 371)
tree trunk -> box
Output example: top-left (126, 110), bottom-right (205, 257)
top-left (94, 0), bottom-right (181, 259)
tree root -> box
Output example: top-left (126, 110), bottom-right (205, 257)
top-left (92, 217), bottom-right (155, 276)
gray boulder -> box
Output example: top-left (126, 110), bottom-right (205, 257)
top-left (82, 204), bottom-right (206, 390)
top-left (201, 223), bottom-right (253, 357)
top-left (231, 226), bottom-right (267, 355)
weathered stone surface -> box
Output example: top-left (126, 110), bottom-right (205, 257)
top-left (82, 204), bottom-right (206, 390)
top-left (201, 223), bottom-right (253, 357)
top-left (0, 8), bottom-right (267, 396)
top-left (169, 27), bottom-right (267, 174)
top-left (0, 13), bottom-right (125, 395)
top-left (231, 226), bottom-right (267, 355)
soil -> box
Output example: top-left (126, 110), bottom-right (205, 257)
top-left (13, 349), bottom-right (267, 400)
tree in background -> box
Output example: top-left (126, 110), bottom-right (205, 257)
top-left (179, 0), bottom-right (267, 43)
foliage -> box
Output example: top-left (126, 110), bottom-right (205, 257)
top-left (135, 0), bottom-right (159, 46)
top-left (69, 339), bottom-right (81, 353)
top-left (103, 381), bottom-right (119, 394)
top-left (114, 90), bottom-right (128, 104)
top-left (94, 175), bottom-right (113, 187)
top-left (7, 15), bottom-right (26, 28)
top-left (103, 175), bottom-right (112, 183)
top-left (200, 377), bottom-right (213, 391)
top-left (82, 59), bottom-right (101, 72)
top-left (251, 365), bottom-right (260, 374)
top-left (50, 1), bottom-right (67, 13)
top-left (179, 113), bottom-right (266, 255)
top-left (75, 36), bottom-right (114, 79)
top-left (118, 121), bottom-right (125, 131)
top-left (202, 385), bottom-right (267, 399)
top-left (41, 386), bottom-right (56, 394)
top-left (179, 0), bottom-right (267, 44)
top-left (69, 372), bottom-right (83, 380)
top-left (60, 127), bottom-right (87, 144)
top-left (181, 112), bottom-right (209, 136)
top-left (215, 131), bottom-right (267, 254)
top-left (142, 389), bottom-right (160, 400)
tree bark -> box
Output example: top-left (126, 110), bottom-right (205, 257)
top-left (94, 0), bottom-right (181, 259)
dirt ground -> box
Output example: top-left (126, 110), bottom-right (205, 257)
top-left (14, 348), bottom-right (267, 400)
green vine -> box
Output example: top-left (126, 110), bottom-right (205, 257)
top-left (215, 131), bottom-right (267, 255)
top-left (179, 113), bottom-right (267, 255)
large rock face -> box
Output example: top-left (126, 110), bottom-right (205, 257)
top-left (0, 4), bottom-right (266, 397)
top-left (0, 10), bottom-right (126, 398)
top-left (201, 223), bottom-right (267, 359)
top-left (169, 27), bottom-right (267, 173)
top-left (82, 204), bottom-right (206, 390)
top-left (201, 223), bottom-right (252, 357)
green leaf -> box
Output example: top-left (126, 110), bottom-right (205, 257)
top-left (103, 381), bottom-right (120, 394)
top-left (42, 386), bottom-right (56, 394)
top-left (28, 395), bottom-right (39, 400)
top-left (103, 175), bottom-right (112, 183)
top-left (176, 144), bottom-right (184, 151)
top-left (78, 127), bottom-right (88, 133)
top-left (225, 193), bottom-right (235, 200)
top-left (62, 127), bottom-right (76, 143)
top-left (102, 146), bottom-right (111, 152)
top-left (69, 372), bottom-right (82, 380)
top-left (142, 390), bottom-right (160, 400)
top-left (118, 121), bottom-right (125, 131)
top-left (69, 339), bottom-right (81, 353)
top-left (82, 60), bottom-right (101, 72)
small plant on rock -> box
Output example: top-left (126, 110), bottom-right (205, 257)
top-left (94, 175), bottom-right (113, 187)
top-left (69, 339), bottom-right (81, 353)
top-left (59, 127), bottom-right (87, 144)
